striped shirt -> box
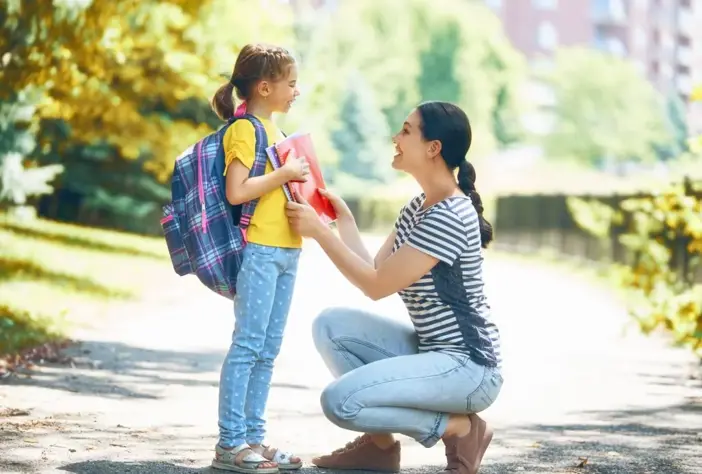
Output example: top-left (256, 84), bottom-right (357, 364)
top-left (392, 194), bottom-right (502, 368)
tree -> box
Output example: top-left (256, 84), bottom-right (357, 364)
top-left (1, 0), bottom-right (295, 230)
top-left (0, 92), bottom-right (62, 210)
top-left (543, 47), bottom-right (670, 166)
top-left (654, 93), bottom-right (689, 161)
top-left (417, 22), bottom-right (461, 104)
top-left (331, 71), bottom-right (395, 188)
top-left (294, 0), bottom-right (527, 159)
top-left (567, 84), bottom-right (702, 359)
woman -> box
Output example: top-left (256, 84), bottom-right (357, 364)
top-left (285, 101), bottom-right (503, 474)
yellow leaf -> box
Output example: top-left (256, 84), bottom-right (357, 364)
top-left (692, 84), bottom-right (702, 102)
top-left (689, 135), bottom-right (702, 154)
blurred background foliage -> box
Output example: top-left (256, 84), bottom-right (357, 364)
top-left (1, 0), bottom-right (701, 359)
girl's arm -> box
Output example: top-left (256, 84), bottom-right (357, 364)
top-left (226, 160), bottom-right (293, 205)
top-left (226, 154), bottom-right (307, 205)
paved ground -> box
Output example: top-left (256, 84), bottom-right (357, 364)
top-left (1, 237), bottom-right (701, 474)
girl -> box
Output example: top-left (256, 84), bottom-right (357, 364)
top-left (286, 101), bottom-right (503, 474)
top-left (210, 43), bottom-right (308, 473)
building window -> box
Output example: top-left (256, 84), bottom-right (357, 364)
top-left (537, 22), bottom-right (558, 50)
top-left (533, 0), bottom-right (558, 9)
top-left (633, 27), bottom-right (647, 50)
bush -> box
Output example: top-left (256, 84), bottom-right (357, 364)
top-left (568, 85), bottom-right (702, 359)
top-left (344, 195), bottom-right (409, 233)
top-left (0, 305), bottom-right (66, 356)
top-left (569, 179), bottom-right (702, 358)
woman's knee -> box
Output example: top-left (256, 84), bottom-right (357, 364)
top-left (319, 380), bottom-right (354, 427)
top-left (311, 306), bottom-right (353, 350)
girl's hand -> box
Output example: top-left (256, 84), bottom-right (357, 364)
top-left (286, 194), bottom-right (327, 238)
top-left (318, 188), bottom-right (353, 222)
top-left (281, 149), bottom-right (310, 182)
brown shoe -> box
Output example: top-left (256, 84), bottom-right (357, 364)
top-left (312, 435), bottom-right (401, 473)
top-left (441, 414), bottom-right (493, 474)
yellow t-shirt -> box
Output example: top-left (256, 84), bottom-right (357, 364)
top-left (223, 117), bottom-right (302, 249)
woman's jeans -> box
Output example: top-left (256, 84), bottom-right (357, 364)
top-left (218, 243), bottom-right (301, 448)
top-left (312, 307), bottom-right (504, 448)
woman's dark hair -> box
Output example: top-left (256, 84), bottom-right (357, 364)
top-left (416, 101), bottom-right (493, 248)
top-left (211, 43), bottom-right (296, 120)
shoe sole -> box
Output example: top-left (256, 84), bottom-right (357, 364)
top-left (312, 465), bottom-right (399, 473)
top-left (469, 415), bottom-right (493, 474)
top-left (277, 463), bottom-right (303, 471)
top-left (211, 459), bottom-right (279, 474)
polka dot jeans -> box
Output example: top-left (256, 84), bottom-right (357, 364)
top-left (218, 243), bottom-right (300, 449)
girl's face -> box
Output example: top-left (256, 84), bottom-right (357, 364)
top-left (391, 109), bottom-right (434, 173)
top-left (257, 64), bottom-right (300, 113)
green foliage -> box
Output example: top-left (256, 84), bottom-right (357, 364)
top-left (566, 196), bottom-right (621, 239)
top-left (0, 92), bottom-right (63, 207)
top-left (345, 194), bottom-right (411, 233)
top-left (570, 185), bottom-right (702, 359)
top-left (568, 86), bottom-right (702, 358)
top-left (417, 22), bottom-right (461, 104)
top-left (331, 71), bottom-right (395, 185)
top-left (292, 0), bottom-right (526, 158)
top-left (1, 0), bottom-right (294, 232)
top-left (0, 305), bottom-right (65, 357)
top-left (543, 47), bottom-right (671, 165)
top-left (654, 93), bottom-right (689, 161)
top-left (1, 0), bottom-right (526, 234)
top-left (0, 213), bottom-right (169, 356)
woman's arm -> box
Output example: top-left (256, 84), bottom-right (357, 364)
top-left (315, 225), bottom-right (438, 301)
top-left (333, 215), bottom-right (374, 265)
top-left (374, 230), bottom-right (397, 269)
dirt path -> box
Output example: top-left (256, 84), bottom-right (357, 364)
top-left (1, 238), bottom-right (701, 473)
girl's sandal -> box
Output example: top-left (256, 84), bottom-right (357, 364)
top-left (255, 444), bottom-right (303, 470)
top-left (212, 443), bottom-right (279, 473)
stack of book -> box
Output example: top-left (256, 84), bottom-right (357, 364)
top-left (266, 132), bottom-right (337, 225)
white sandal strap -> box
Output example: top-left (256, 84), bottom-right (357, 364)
top-left (230, 444), bottom-right (271, 464)
top-left (260, 444), bottom-right (297, 465)
top-left (272, 449), bottom-right (295, 464)
top-left (242, 451), bottom-right (270, 463)
top-left (230, 443), bottom-right (251, 456)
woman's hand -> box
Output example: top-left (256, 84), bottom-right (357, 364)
top-left (285, 193), bottom-right (328, 239)
top-left (318, 188), bottom-right (353, 223)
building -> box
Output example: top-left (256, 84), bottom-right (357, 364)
top-left (486, 0), bottom-right (701, 132)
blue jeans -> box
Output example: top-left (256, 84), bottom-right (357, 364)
top-left (312, 307), bottom-right (503, 448)
top-left (218, 243), bottom-right (301, 448)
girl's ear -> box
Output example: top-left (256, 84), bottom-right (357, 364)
top-left (257, 80), bottom-right (271, 98)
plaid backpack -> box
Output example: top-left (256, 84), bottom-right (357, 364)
top-left (160, 114), bottom-right (269, 300)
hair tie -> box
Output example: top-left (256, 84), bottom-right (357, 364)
top-left (234, 101), bottom-right (247, 117)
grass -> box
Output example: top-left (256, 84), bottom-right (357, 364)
top-left (0, 213), bottom-right (172, 356)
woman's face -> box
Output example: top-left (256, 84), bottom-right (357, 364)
top-left (391, 109), bottom-right (432, 173)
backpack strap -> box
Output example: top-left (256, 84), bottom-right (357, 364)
top-left (238, 114), bottom-right (269, 230)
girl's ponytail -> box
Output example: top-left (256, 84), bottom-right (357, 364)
top-left (211, 82), bottom-right (236, 121)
